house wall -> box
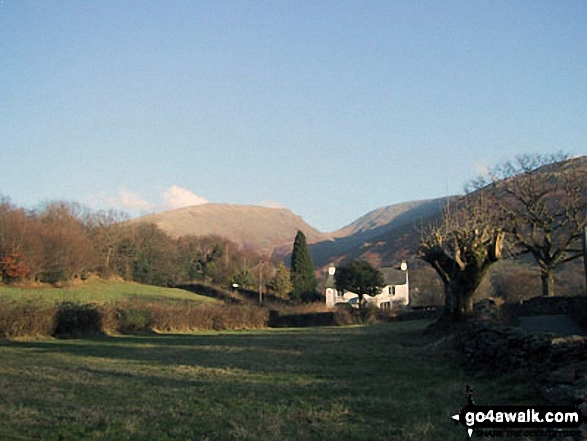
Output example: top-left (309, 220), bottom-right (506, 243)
top-left (326, 288), bottom-right (359, 307)
top-left (392, 284), bottom-right (409, 305)
top-left (325, 288), bottom-right (337, 307)
top-left (324, 265), bottom-right (409, 309)
top-left (326, 284), bottom-right (409, 308)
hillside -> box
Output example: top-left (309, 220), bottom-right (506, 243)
top-left (331, 199), bottom-right (444, 239)
top-left (133, 204), bottom-right (329, 255)
top-left (0, 279), bottom-right (220, 306)
top-left (273, 198), bottom-right (451, 267)
top-left (133, 199), bottom-right (450, 266)
top-left (324, 156), bottom-right (587, 266)
top-left (130, 156), bottom-right (586, 272)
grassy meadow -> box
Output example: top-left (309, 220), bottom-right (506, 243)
top-left (0, 279), bottom-right (220, 306)
top-left (0, 280), bottom-right (269, 338)
top-left (0, 320), bottom-right (541, 441)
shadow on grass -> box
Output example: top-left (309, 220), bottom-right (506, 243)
top-left (1, 319), bottom-right (539, 441)
top-left (10, 322), bottom-right (433, 376)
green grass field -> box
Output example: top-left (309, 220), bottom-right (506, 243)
top-left (0, 279), bottom-right (220, 306)
top-left (0, 320), bottom-right (541, 440)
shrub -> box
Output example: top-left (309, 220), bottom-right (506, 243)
top-left (332, 306), bottom-right (355, 325)
top-left (116, 308), bottom-right (154, 334)
top-left (149, 302), bottom-right (268, 332)
top-left (53, 302), bottom-right (103, 338)
top-left (360, 304), bottom-right (379, 324)
top-left (0, 303), bottom-right (56, 338)
top-left (571, 296), bottom-right (587, 329)
top-left (0, 298), bottom-right (271, 339)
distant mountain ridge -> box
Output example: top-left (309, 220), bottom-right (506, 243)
top-left (331, 200), bottom-right (440, 239)
top-left (133, 203), bottom-right (330, 255)
top-left (132, 198), bottom-right (449, 265)
top-left (130, 156), bottom-right (586, 297)
top-left (309, 196), bottom-right (454, 266)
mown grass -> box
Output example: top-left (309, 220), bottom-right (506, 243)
top-left (0, 320), bottom-right (542, 440)
top-left (0, 279), bottom-right (220, 306)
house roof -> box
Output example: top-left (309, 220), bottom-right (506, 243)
top-left (325, 272), bottom-right (337, 289)
top-left (380, 267), bottom-right (407, 286)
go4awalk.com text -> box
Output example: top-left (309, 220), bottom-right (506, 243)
top-left (451, 388), bottom-right (585, 438)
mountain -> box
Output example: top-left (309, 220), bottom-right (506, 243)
top-left (130, 156), bottom-right (586, 271)
top-left (132, 203), bottom-right (329, 255)
top-left (331, 200), bottom-right (444, 239)
top-left (273, 198), bottom-right (451, 267)
top-left (325, 155), bottom-right (587, 270)
top-left (132, 199), bottom-right (450, 264)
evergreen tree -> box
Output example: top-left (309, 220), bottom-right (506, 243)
top-left (290, 230), bottom-right (317, 301)
top-left (268, 262), bottom-right (293, 299)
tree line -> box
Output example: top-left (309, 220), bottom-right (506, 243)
top-left (0, 198), bottom-right (288, 292)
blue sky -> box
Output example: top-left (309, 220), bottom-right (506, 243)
top-left (1, 1), bottom-right (586, 232)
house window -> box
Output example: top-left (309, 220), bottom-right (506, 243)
top-left (389, 286), bottom-right (395, 295)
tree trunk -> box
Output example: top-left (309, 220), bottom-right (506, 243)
top-left (541, 269), bottom-right (555, 297)
top-left (444, 281), bottom-right (475, 321)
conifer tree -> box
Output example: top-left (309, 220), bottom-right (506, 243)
top-left (268, 262), bottom-right (293, 299)
top-left (290, 230), bottom-right (317, 301)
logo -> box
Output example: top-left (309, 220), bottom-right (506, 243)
top-left (451, 386), bottom-right (586, 438)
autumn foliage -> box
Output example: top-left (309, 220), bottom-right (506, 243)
top-left (0, 249), bottom-right (29, 282)
top-left (0, 196), bottom-right (278, 291)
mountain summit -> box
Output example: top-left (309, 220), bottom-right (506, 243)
top-left (133, 203), bottom-right (329, 255)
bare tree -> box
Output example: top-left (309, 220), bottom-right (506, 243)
top-left (0, 197), bottom-right (26, 255)
top-left (419, 197), bottom-right (505, 322)
top-left (476, 153), bottom-right (587, 297)
top-left (0, 197), bottom-right (30, 282)
top-left (85, 209), bottom-right (129, 276)
top-left (37, 201), bottom-right (95, 282)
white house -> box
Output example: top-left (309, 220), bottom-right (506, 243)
top-left (324, 263), bottom-right (409, 309)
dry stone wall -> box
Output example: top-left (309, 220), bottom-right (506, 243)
top-left (454, 320), bottom-right (587, 417)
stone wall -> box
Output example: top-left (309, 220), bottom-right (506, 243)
top-left (512, 296), bottom-right (587, 316)
top-left (454, 320), bottom-right (587, 414)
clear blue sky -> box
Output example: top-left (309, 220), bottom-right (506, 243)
top-left (1, 1), bottom-right (586, 232)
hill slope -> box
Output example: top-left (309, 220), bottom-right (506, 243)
top-left (131, 156), bottom-right (586, 269)
top-left (322, 155), bottom-right (587, 268)
top-left (331, 199), bottom-right (444, 239)
top-left (0, 279), bottom-right (220, 305)
top-left (275, 198), bottom-right (450, 267)
top-left (134, 204), bottom-right (329, 255)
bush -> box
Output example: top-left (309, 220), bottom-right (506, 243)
top-left (116, 308), bottom-right (154, 334)
top-left (0, 299), bottom-right (271, 339)
top-left (571, 296), bottom-right (587, 329)
top-left (53, 302), bottom-right (103, 338)
top-left (268, 305), bottom-right (362, 327)
top-left (300, 290), bottom-right (325, 303)
top-left (0, 303), bottom-right (56, 338)
top-left (149, 302), bottom-right (268, 332)
top-left (332, 306), bottom-right (356, 325)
